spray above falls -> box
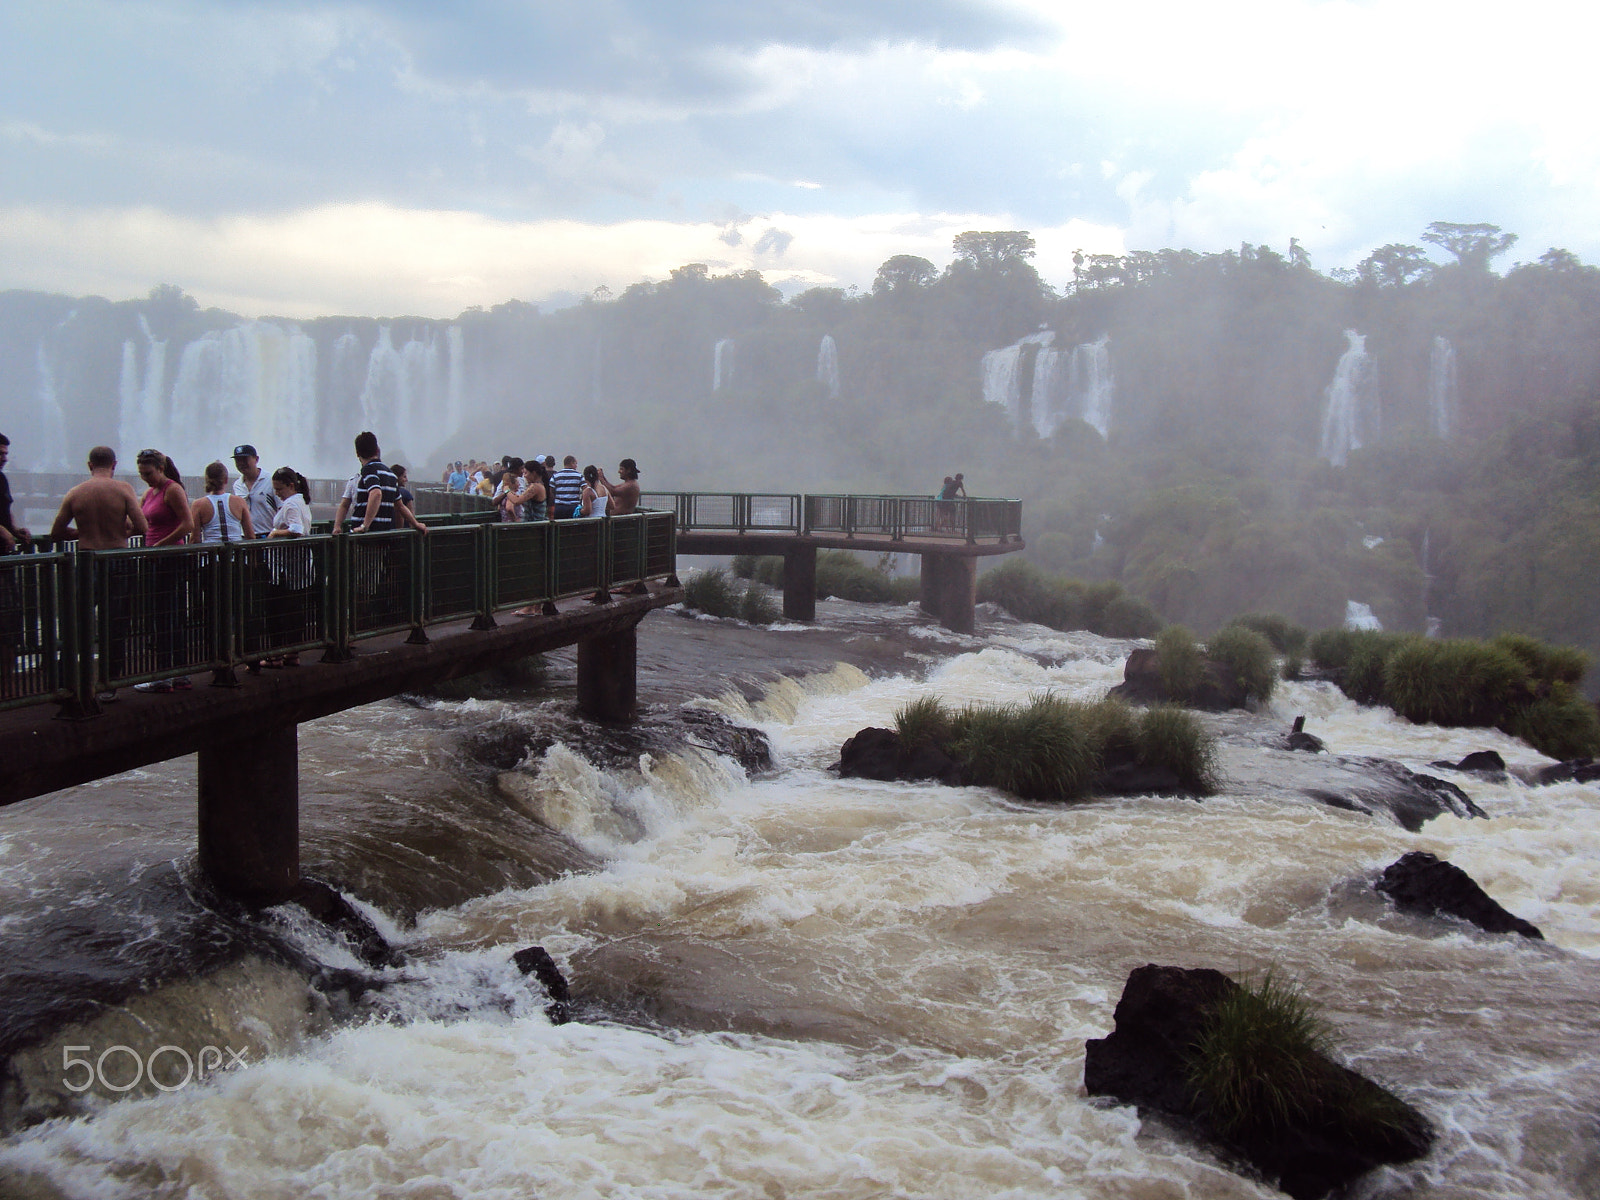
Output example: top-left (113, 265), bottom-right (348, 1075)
top-left (1318, 330), bottom-right (1381, 467)
top-left (982, 332), bottom-right (1113, 438)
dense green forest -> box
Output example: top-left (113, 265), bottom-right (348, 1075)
top-left (441, 222), bottom-right (1600, 672)
top-left (6, 220), bottom-right (1599, 676)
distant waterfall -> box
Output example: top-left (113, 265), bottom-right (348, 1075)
top-left (816, 335), bottom-right (840, 399)
top-left (1070, 335), bottom-right (1113, 438)
top-left (1318, 330), bottom-right (1380, 467)
top-left (358, 325), bottom-right (464, 471)
top-left (1429, 336), bottom-right (1459, 439)
top-left (986, 332), bottom-right (1112, 439)
top-left (34, 345), bottom-right (70, 471)
top-left (713, 339), bottom-right (735, 391)
top-left (166, 322), bottom-right (320, 477)
top-left (96, 319), bottom-right (466, 478)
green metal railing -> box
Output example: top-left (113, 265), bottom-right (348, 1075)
top-left (0, 510), bottom-right (676, 716)
top-left (640, 492), bottom-right (1021, 543)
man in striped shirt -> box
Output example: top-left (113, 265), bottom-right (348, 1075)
top-left (548, 455), bottom-right (584, 518)
top-left (352, 431), bottom-right (398, 532)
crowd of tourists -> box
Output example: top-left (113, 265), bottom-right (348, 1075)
top-left (439, 455), bottom-right (642, 521)
top-left (0, 431), bottom-right (648, 702)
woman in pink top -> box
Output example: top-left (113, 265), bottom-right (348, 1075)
top-left (133, 449), bottom-right (194, 692)
top-left (136, 449), bottom-right (193, 546)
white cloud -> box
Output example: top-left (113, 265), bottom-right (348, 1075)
top-left (0, 202), bottom-right (1125, 317)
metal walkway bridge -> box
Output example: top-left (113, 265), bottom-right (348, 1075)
top-left (0, 486), bottom-right (1022, 903)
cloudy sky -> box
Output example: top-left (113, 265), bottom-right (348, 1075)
top-left (2, 0), bottom-right (1595, 317)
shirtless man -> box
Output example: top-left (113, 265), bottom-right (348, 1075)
top-left (50, 446), bottom-right (148, 548)
top-left (598, 458), bottom-right (642, 516)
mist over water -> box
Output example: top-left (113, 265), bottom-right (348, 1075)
top-left (1, 601), bottom-right (1597, 1198)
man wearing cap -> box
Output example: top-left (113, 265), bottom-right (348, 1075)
top-left (232, 444), bottom-right (278, 536)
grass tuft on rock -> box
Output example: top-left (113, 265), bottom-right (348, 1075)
top-left (889, 694), bottom-right (1215, 800)
top-left (895, 695), bottom-right (955, 748)
top-left (1188, 972), bottom-right (1336, 1139)
top-left (1206, 626), bottom-right (1278, 704)
top-left (978, 558), bottom-right (1162, 638)
top-left (1155, 625), bottom-right (1205, 702)
top-left (1228, 613), bottom-right (1309, 657)
top-left (684, 567), bottom-right (778, 625)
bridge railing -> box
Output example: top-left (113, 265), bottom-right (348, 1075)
top-left (638, 493), bottom-right (1020, 543)
top-left (0, 511), bottom-right (676, 715)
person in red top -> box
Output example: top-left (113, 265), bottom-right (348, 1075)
top-left (136, 449), bottom-right (194, 546)
top-left (133, 449), bottom-right (195, 692)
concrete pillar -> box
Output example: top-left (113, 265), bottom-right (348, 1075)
top-left (198, 723), bottom-right (299, 905)
top-left (930, 554), bottom-right (977, 634)
top-left (783, 544), bottom-right (817, 622)
top-left (577, 622), bottom-right (638, 722)
top-left (919, 554), bottom-right (944, 621)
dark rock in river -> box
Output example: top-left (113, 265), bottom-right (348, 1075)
top-left (1085, 964), bottom-right (1434, 1200)
top-left (1377, 851), bottom-right (1543, 940)
top-left (1108, 648), bottom-right (1251, 711)
top-left (1283, 715), bottom-right (1325, 753)
top-left (1427, 749), bottom-right (1507, 779)
top-left (1302, 758), bottom-right (1486, 831)
top-left (514, 945), bottom-right (572, 1024)
top-left (835, 727), bottom-right (964, 786)
top-left (1526, 757), bottom-right (1600, 786)
top-left (288, 877), bottom-right (404, 970)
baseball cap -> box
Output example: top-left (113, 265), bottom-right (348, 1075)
top-left (232, 444), bottom-right (258, 459)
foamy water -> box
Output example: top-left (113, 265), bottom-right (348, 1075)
top-left (3, 621), bottom-right (1598, 1198)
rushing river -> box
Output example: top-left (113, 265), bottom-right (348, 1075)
top-left (1, 599), bottom-right (1597, 1199)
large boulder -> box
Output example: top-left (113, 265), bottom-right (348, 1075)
top-left (835, 727), bottom-right (963, 786)
top-left (1085, 965), bottom-right (1434, 1200)
top-left (1108, 649), bottom-right (1252, 711)
top-left (1376, 851), bottom-right (1543, 940)
top-left (1302, 758), bottom-right (1486, 832)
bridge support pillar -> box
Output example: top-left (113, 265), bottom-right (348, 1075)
top-left (921, 554), bottom-right (977, 634)
top-left (577, 621), bottom-right (638, 723)
top-left (783, 545), bottom-right (817, 622)
top-left (198, 722), bottom-right (299, 905)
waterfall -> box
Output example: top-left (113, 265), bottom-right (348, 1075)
top-left (1344, 600), bottom-right (1383, 631)
top-left (982, 331), bottom-right (1054, 428)
top-left (1429, 336), bottom-right (1459, 439)
top-left (358, 325), bottom-right (462, 469)
top-left (713, 339), bottom-right (735, 391)
top-left (1071, 335), bottom-right (1113, 438)
top-left (1318, 330), bottom-right (1380, 467)
top-left (118, 315), bottom-right (168, 458)
top-left (988, 332), bottom-right (1111, 439)
top-left (816, 335), bottom-right (840, 400)
top-left (166, 322), bottom-right (321, 477)
top-left (33, 345), bottom-right (71, 471)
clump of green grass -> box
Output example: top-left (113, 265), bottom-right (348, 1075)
top-left (948, 694), bottom-right (1099, 801)
top-left (1506, 683), bottom-right (1600, 761)
top-left (1228, 613), bottom-right (1309, 658)
top-left (888, 693), bottom-right (1215, 799)
top-left (684, 567), bottom-right (778, 625)
top-left (977, 558), bottom-right (1161, 637)
top-left (1382, 638), bottom-right (1525, 727)
top-left (887, 575), bottom-right (921, 604)
top-left (1155, 625), bottom-right (1205, 702)
top-left (1206, 625), bottom-right (1278, 704)
top-left (895, 695), bottom-right (955, 748)
top-left (738, 582), bottom-right (780, 625)
top-left (730, 554), bottom-right (783, 586)
top-left (1491, 632), bottom-right (1589, 687)
top-left (683, 567), bottom-right (740, 616)
top-left (1137, 704), bottom-right (1219, 793)
top-left (1188, 972), bottom-right (1336, 1139)
top-left (815, 550), bottom-right (893, 602)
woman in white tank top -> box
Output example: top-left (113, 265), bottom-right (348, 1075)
top-left (192, 461), bottom-right (254, 542)
top-left (581, 464), bottom-right (609, 517)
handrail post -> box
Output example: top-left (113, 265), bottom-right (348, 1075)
top-left (321, 533), bottom-right (352, 662)
top-left (966, 499), bottom-right (976, 545)
top-left (56, 550), bottom-right (99, 718)
top-left (211, 544), bottom-right (240, 687)
top-left (471, 521), bottom-right (497, 630)
top-left (406, 530), bottom-right (429, 644)
top-left (801, 495), bottom-right (813, 536)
